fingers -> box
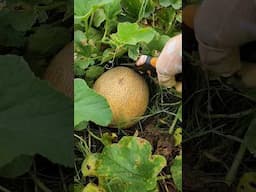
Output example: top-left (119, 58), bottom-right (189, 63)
top-left (136, 34), bottom-right (182, 89)
top-left (136, 55), bottom-right (148, 66)
top-left (156, 34), bottom-right (182, 77)
top-left (157, 73), bottom-right (176, 88)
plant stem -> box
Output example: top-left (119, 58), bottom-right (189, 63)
top-left (137, 0), bottom-right (148, 23)
top-left (157, 175), bottom-right (171, 180)
top-left (29, 172), bottom-right (52, 192)
top-left (0, 185), bottom-right (11, 192)
top-left (169, 104), bottom-right (182, 134)
top-left (201, 107), bottom-right (256, 119)
top-left (59, 166), bottom-right (68, 192)
top-left (103, 20), bottom-right (109, 40)
top-left (225, 142), bottom-right (247, 186)
top-left (88, 129), bottom-right (103, 143)
top-left (74, 134), bottom-right (91, 155)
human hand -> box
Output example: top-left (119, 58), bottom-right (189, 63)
top-left (193, 0), bottom-right (256, 77)
top-left (136, 34), bottom-right (182, 88)
top-left (156, 34), bottom-right (182, 88)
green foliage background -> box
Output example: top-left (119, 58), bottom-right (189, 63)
top-left (74, 0), bottom-right (182, 191)
top-left (0, 0), bottom-right (73, 178)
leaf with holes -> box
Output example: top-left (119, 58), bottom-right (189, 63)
top-left (82, 136), bottom-right (166, 192)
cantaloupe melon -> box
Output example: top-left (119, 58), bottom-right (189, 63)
top-left (44, 41), bottom-right (73, 98)
top-left (93, 66), bottom-right (149, 128)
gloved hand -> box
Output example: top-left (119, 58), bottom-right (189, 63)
top-left (136, 34), bottom-right (182, 88)
top-left (156, 34), bottom-right (182, 88)
top-left (193, 0), bottom-right (256, 78)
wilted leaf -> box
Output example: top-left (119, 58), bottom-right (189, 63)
top-left (237, 172), bottom-right (256, 192)
top-left (70, 183), bottom-right (85, 192)
top-left (74, 79), bottom-right (112, 128)
top-left (174, 128), bottom-right (182, 146)
top-left (82, 153), bottom-right (100, 176)
top-left (83, 183), bottom-right (105, 192)
top-left (177, 104), bottom-right (182, 122)
top-left (82, 136), bottom-right (166, 192)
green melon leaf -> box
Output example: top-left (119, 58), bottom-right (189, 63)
top-left (159, 0), bottom-right (181, 9)
top-left (170, 0), bottom-right (182, 10)
top-left (74, 30), bottom-right (86, 44)
top-left (82, 136), bottom-right (166, 192)
top-left (74, 78), bottom-right (112, 128)
top-left (147, 34), bottom-right (170, 52)
top-left (83, 183), bottom-right (105, 192)
top-left (104, 0), bottom-right (121, 20)
top-left (159, 0), bottom-right (172, 7)
top-left (93, 9), bottom-right (106, 27)
top-left (111, 22), bottom-right (156, 46)
top-left (85, 66), bottom-right (104, 80)
top-left (73, 183), bottom-right (85, 192)
top-left (170, 155), bottom-right (182, 191)
top-left (121, 0), bottom-right (154, 20)
top-left (75, 0), bottom-right (112, 22)
top-left (128, 45), bottom-right (140, 60)
top-left (237, 172), bottom-right (256, 192)
top-left (0, 55), bottom-right (73, 173)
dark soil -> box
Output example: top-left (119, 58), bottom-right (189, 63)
top-left (182, 16), bottom-right (256, 192)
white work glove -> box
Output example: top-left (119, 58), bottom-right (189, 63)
top-left (156, 34), bottom-right (182, 88)
top-left (194, 0), bottom-right (256, 77)
top-left (136, 34), bottom-right (182, 88)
